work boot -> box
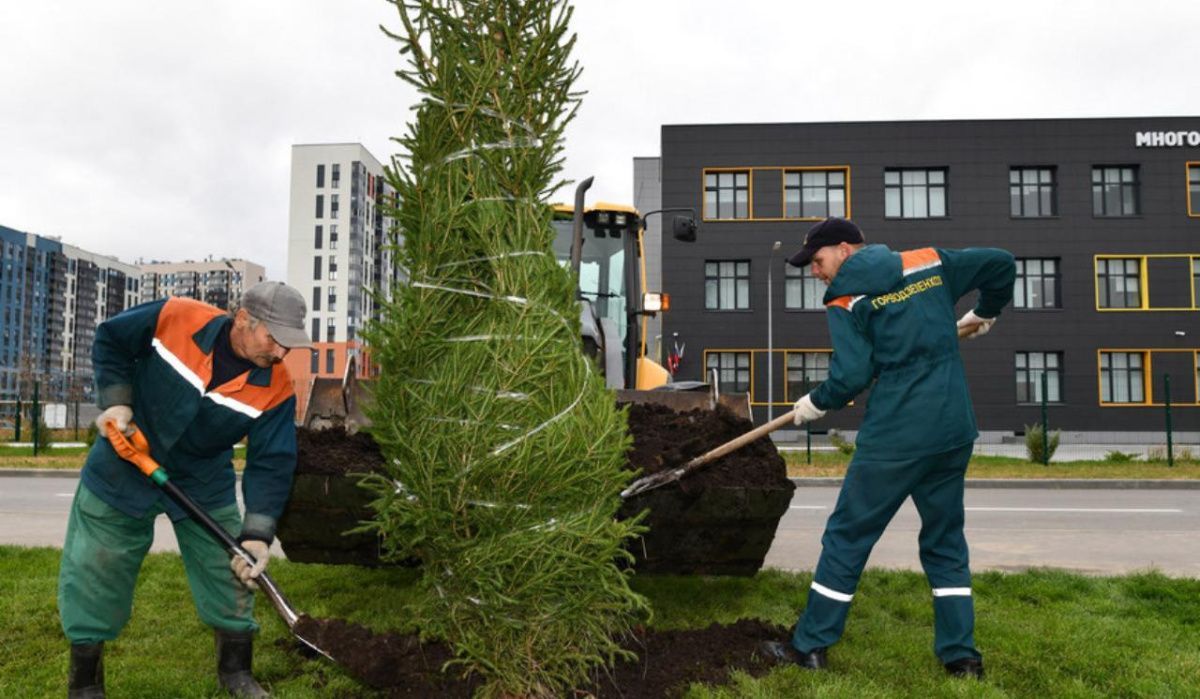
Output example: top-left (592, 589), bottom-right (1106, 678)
top-left (759, 640), bottom-right (828, 670)
top-left (215, 630), bottom-right (269, 698)
top-left (68, 642), bottom-right (105, 698)
top-left (944, 656), bottom-right (985, 679)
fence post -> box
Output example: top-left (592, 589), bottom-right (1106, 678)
top-left (804, 377), bottom-right (812, 464)
top-left (1041, 372), bottom-right (1049, 466)
top-left (14, 397), bottom-right (21, 443)
top-left (74, 400), bottom-right (80, 442)
top-left (1164, 373), bottom-right (1173, 467)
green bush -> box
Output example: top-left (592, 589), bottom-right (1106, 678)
top-left (1104, 450), bottom-right (1135, 463)
top-left (828, 429), bottom-right (856, 456)
top-left (83, 423), bottom-right (99, 447)
top-left (1024, 423), bottom-right (1060, 463)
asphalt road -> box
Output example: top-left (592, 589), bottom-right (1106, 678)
top-left (766, 485), bottom-right (1199, 577)
top-left (1, 476), bottom-right (1196, 576)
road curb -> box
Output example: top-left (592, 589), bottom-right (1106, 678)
top-left (3, 469), bottom-right (1198, 490)
top-left (791, 477), bottom-right (1200, 490)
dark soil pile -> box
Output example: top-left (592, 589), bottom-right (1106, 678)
top-left (295, 427), bottom-right (385, 475)
top-left (294, 403), bottom-right (791, 490)
top-left (622, 403), bottom-right (791, 490)
top-left (289, 616), bottom-right (787, 698)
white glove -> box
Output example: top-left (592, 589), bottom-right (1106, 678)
top-left (792, 394), bottom-right (827, 426)
top-left (95, 405), bottom-right (134, 435)
top-left (231, 540), bottom-right (270, 590)
top-left (956, 310), bottom-right (996, 339)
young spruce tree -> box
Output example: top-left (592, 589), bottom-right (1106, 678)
top-left (363, 1), bottom-right (647, 695)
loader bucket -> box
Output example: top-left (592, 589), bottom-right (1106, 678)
top-left (301, 356), bottom-right (375, 432)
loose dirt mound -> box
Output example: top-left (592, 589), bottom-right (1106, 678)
top-left (296, 402), bottom-right (790, 489)
top-left (623, 403), bottom-right (790, 490)
top-left (290, 616), bottom-right (787, 697)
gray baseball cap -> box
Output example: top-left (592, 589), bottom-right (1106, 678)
top-left (240, 281), bottom-right (312, 349)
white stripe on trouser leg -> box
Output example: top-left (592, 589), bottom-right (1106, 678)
top-left (811, 581), bottom-right (854, 602)
top-left (931, 587), bottom-right (972, 597)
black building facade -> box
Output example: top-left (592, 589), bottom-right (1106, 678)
top-left (658, 117), bottom-right (1200, 435)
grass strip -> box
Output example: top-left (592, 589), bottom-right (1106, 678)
top-left (3, 545), bottom-right (1197, 697)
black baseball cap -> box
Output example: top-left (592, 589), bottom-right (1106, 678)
top-left (787, 217), bottom-right (864, 267)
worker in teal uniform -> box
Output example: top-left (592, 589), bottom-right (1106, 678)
top-left (59, 282), bottom-right (311, 698)
top-left (762, 217), bottom-right (1015, 679)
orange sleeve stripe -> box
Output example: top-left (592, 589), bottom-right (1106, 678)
top-left (155, 298), bottom-right (223, 386)
top-left (900, 248), bottom-right (940, 271)
top-left (826, 296), bottom-right (853, 310)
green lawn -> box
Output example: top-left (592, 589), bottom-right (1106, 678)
top-left (784, 452), bottom-right (1200, 480)
top-left (3, 546), bottom-right (1197, 697)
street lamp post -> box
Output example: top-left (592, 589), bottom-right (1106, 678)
top-left (767, 240), bottom-right (782, 423)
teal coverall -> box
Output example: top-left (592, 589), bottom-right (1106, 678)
top-left (59, 297), bottom-right (298, 644)
top-left (791, 245), bottom-right (1015, 664)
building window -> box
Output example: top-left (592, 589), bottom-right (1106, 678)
top-left (1188, 164), bottom-right (1200, 216)
top-left (1014, 258), bottom-right (1061, 309)
top-left (331, 163), bottom-right (340, 188)
top-left (1092, 166), bottom-right (1139, 216)
top-left (314, 225), bottom-right (323, 249)
top-left (326, 320), bottom-right (336, 343)
top-left (326, 348), bottom-right (335, 373)
top-left (328, 259), bottom-right (338, 281)
top-left (704, 171), bottom-right (749, 219)
top-left (327, 289), bottom-right (337, 312)
top-left (706, 351), bottom-right (750, 393)
top-left (329, 225), bottom-right (338, 249)
top-left (784, 264), bottom-right (827, 310)
top-left (312, 256), bottom-right (321, 281)
top-left (316, 164), bottom-right (325, 188)
top-left (315, 195), bottom-right (324, 219)
top-left (312, 287), bottom-right (321, 312)
top-left (786, 352), bottom-right (830, 401)
top-left (1100, 351), bottom-right (1145, 404)
top-left (704, 260), bottom-right (750, 310)
top-left (1193, 259), bottom-right (1200, 305)
top-left (331, 194), bottom-right (339, 220)
top-left (784, 169), bottom-right (846, 218)
top-left (884, 168), bottom-right (948, 218)
top-left (1096, 258), bottom-right (1142, 309)
top-left (1010, 167), bottom-right (1057, 217)
top-left (1015, 352), bottom-right (1063, 403)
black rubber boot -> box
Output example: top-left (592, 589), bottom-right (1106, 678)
top-left (68, 642), bottom-right (105, 699)
top-left (759, 640), bottom-right (828, 670)
top-left (216, 630), bottom-right (269, 698)
top-left (944, 656), bottom-right (985, 679)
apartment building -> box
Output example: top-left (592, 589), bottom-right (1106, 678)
top-left (647, 116), bottom-right (1200, 435)
top-left (138, 258), bottom-right (266, 310)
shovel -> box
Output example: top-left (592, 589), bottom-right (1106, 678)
top-left (621, 323), bottom-right (980, 498)
top-left (104, 423), bottom-right (334, 661)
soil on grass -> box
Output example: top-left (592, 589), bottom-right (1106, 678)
top-left (294, 402), bottom-right (790, 491)
top-left (291, 615), bottom-right (787, 697)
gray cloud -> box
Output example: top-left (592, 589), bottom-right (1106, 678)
top-left (1, 0), bottom-right (1194, 279)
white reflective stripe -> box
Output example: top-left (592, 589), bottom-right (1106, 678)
top-left (932, 587), bottom-right (972, 597)
top-left (846, 294), bottom-right (867, 310)
top-left (205, 391), bottom-right (262, 419)
top-left (811, 581), bottom-right (854, 602)
top-left (152, 338), bottom-right (263, 418)
top-left (152, 338), bottom-right (205, 392)
top-left (903, 261), bottom-right (942, 276)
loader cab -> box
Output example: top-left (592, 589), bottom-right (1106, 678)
top-left (551, 197), bottom-right (695, 391)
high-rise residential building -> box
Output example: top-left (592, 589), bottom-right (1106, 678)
top-left (285, 143), bottom-right (402, 410)
top-left (138, 258), bottom-right (266, 310)
top-left (0, 225), bottom-right (140, 403)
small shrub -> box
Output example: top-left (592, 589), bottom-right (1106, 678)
top-left (1146, 446), bottom-right (1166, 461)
top-left (828, 429), bottom-right (856, 456)
top-left (83, 423), bottom-right (99, 447)
top-left (1024, 423), bottom-right (1060, 463)
top-left (1104, 450), bottom-right (1135, 463)
top-left (34, 419), bottom-right (52, 450)
top-left (1178, 447), bottom-right (1195, 462)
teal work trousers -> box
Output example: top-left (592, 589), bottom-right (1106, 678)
top-left (58, 482), bottom-right (257, 644)
top-left (792, 443), bottom-right (980, 663)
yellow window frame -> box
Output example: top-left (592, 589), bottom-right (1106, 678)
top-left (1094, 254), bottom-right (1200, 312)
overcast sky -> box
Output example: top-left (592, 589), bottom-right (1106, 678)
top-left (1, 1), bottom-right (1195, 280)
